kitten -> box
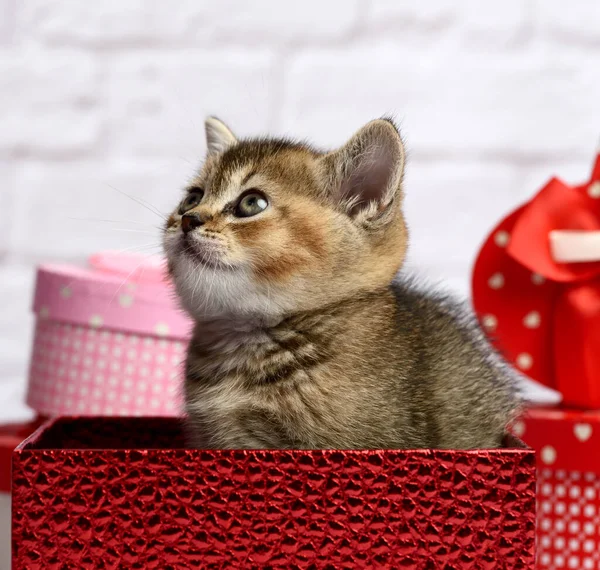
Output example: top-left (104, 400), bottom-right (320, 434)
top-left (163, 117), bottom-right (519, 450)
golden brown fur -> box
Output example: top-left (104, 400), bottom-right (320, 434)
top-left (163, 117), bottom-right (517, 450)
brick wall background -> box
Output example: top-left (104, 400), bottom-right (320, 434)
top-left (2, 0), bottom-right (599, 422)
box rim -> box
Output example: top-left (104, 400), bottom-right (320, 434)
top-left (14, 416), bottom-right (534, 455)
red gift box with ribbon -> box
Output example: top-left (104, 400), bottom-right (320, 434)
top-left (473, 148), bottom-right (600, 407)
top-left (472, 146), bottom-right (600, 570)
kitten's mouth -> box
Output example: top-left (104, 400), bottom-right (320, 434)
top-left (179, 235), bottom-right (232, 270)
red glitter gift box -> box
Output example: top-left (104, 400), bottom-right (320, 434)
top-left (12, 417), bottom-right (536, 569)
top-left (513, 408), bottom-right (600, 570)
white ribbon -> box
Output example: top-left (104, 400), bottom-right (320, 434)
top-left (549, 230), bottom-right (600, 263)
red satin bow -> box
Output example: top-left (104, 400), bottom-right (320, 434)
top-left (508, 177), bottom-right (600, 283)
top-left (472, 150), bottom-right (600, 409)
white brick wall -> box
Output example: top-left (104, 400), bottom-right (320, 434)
top-left (8, 2), bottom-right (600, 564)
top-left (2, 1), bottom-right (597, 426)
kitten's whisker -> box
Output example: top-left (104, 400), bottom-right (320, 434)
top-left (67, 216), bottom-right (158, 228)
top-left (106, 184), bottom-right (168, 221)
top-left (104, 228), bottom-right (157, 235)
top-left (107, 259), bottom-right (152, 309)
top-left (70, 223), bottom-right (158, 235)
top-left (192, 255), bottom-right (205, 307)
top-left (113, 243), bottom-right (164, 256)
top-left (116, 242), bottom-right (162, 251)
top-left (56, 245), bottom-right (163, 305)
top-left (183, 244), bottom-right (200, 306)
top-left (180, 242), bottom-right (205, 308)
top-left (205, 250), bottom-right (217, 309)
top-left (195, 250), bottom-right (211, 309)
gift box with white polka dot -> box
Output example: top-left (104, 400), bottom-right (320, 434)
top-left (472, 148), bottom-right (600, 410)
top-left (512, 408), bottom-right (600, 570)
top-left (26, 252), bottom-right (193, 417)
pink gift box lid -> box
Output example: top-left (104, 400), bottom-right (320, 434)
top-left (32, 251), bottom-right (192, 340)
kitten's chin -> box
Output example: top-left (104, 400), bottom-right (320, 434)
top-left (168, 253), bottom-right (284, 322)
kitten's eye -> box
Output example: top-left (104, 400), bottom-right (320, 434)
top-left (234, 191), bottom-right (269, 218)
top-left (179, 188), bottom-right (204, 214)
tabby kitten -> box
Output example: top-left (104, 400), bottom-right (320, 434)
top-left (163, 117), bottom-right (518, 450)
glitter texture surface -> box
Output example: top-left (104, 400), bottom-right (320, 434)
top-left (12, 418), bottom-right (536, 569)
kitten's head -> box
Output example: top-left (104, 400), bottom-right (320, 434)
top-left (163, 117), bottom-right (408, 320)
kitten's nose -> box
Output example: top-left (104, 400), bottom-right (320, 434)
top-left (181, 213), bottom-right (203, 234)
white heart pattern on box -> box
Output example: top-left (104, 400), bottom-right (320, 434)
top-left (574, 423), bottom-right (593, 442)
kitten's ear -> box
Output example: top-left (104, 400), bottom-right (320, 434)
top-left (321, 119), bottom-right (405, 221)
top-left (205, 117), bottom-right (238, 155)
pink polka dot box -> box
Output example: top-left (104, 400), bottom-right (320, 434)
top-left (27, 251), bottom-right (193, 417)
